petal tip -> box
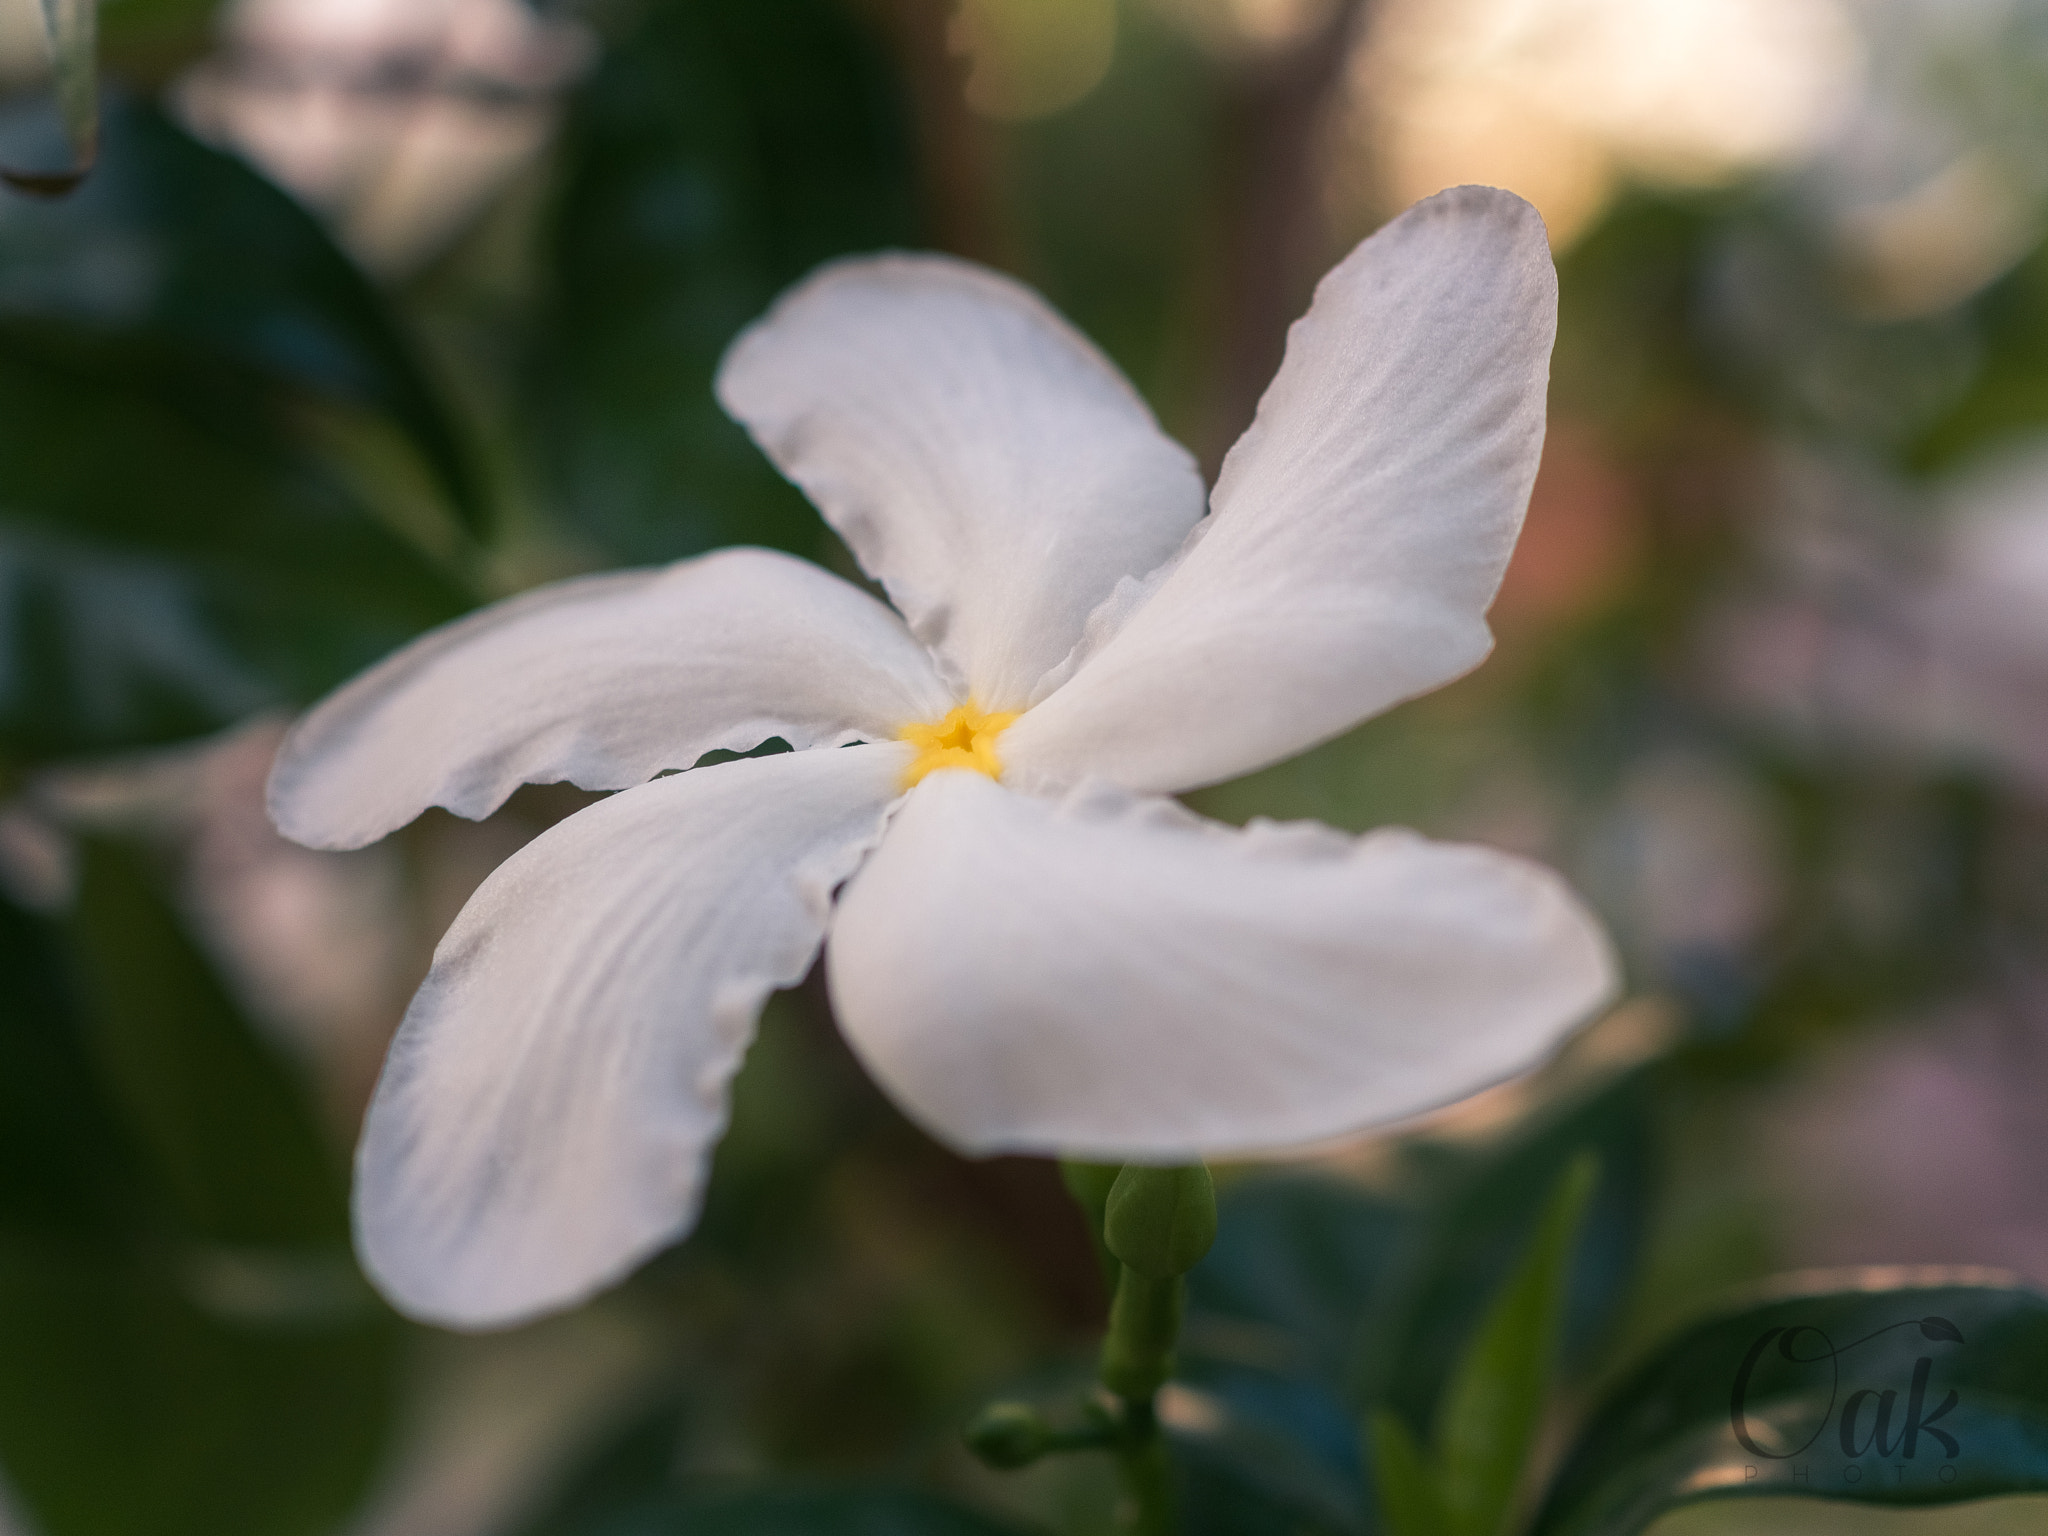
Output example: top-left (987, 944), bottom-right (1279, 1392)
top-left (263, 735), bottom-right (379, 853)
top-left (352, 1200), bottom-right (690, 1333)
top-left (1412, 182), bottom-right (1551, 241)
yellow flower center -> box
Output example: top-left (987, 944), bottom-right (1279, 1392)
top-left (898, 702), bottom-right (1019, 788)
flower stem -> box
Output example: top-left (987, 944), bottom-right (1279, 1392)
top-left (1057, 1160), bottom-right (1219, 1535)
top-left (1110, 1390), bottom-right (1174, 1536)
top-left (1100, 1266), bottom-right (1181, 1534)
top-left (1100, 1265), bottom-right (1182, 1399)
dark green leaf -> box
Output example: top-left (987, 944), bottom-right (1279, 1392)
top-left (1354, 1068), bottom-right (1656, 1432)
top-left (0, 1234), bottom-right (398, 1536)
top-left (1186, 1174), bottom-right (1407, 1390)
top-left (516, 1376), bottom-right (1034, 1536)
top-left (1369, 1410), bottom-right (1446, 1536)
top-left (0, 889), bottom-right (148, 1235)
top-left (528, 0), bottom-right (917, 563)
top-left (0, 844), bottom-right (400, 1536)
top-left (0, 337), bottom-right (470, 761)
top-left (1531, 1277), bottom-right (2048, 1536)
top-left (61, 834), bottom-right (348, 1245)
top-left (0, 94), bottom-right (485, 533)
top-left (0, 100), bottom-right (478, 763)
top-left (1431, 1155), bottom-right (1600, 1536)
top-left (0, 521), bottom-right (268, 761)
top-left (1178, 1086), bottom-right (1653, 1535)
top-left (1175, 1177), bottom-right (1399, 1534)
top-left (1170, 1373), bottom-right (1367, 1536)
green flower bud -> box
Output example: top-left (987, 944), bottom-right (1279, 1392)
top-left (1102, 1163), bottom-right (1216, 1280)
top-left (965, 1402), bottom-right (1053, 1468)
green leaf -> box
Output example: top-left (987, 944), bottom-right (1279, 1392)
top-left (0, 889), bottom-right (148, 1236)
top-left (61, 835), bottom-right (348, 1245)
top-left (1176, 1087), bottom-right (1652, 1535)
top-left (1431, 1155), bottom-right (1601, 1536)
top-left (0, 94), bottom-right (485, 534)
top-left (0, 1235), bottom-right (398, 1536)
top-left (0, 98), bottom-right (477, 764)
top-left (0, 850), bottom-right (400, 1536)
top-left (0, 346), bottom-right (467, 762)
top-left (1354, 1067), bottom-right (1656, 1433)
top-left (1175, 1178), bottom-right (1405, 1533)
top-left (1530, 1277), bottom-right (2048, 1536)
top-left (526, 0), bottom-right (917, 563)
top-left (1173, 1389), bottom-right (1368, 1536)
top-left (1370, 1409), bottom-right (1448, 1536)
top-left (1186, 1174), bottom-right (1407, 1390)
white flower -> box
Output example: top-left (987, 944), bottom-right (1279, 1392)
top-left (178, 0), bottom-right (592, 273)
top-left (268, 186), bottom-right (1617, 1330)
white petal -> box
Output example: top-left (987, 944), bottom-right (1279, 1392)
top-left (715, 254), bottom-right (1206, 711)
top-left (1003, 187), bottom-right (1557, 794)
top-left (828, 773), bottom-right (1614, 1160)
top-left (355, 742), bottom-right (908, 1328)
top-left (269, 548), bottom-right (949, 850)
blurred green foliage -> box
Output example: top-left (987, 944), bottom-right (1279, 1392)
top-left (526, 0), bottom-right (917, 563)
top-left (0, 847), bottom-right (393, 1536)
top-left (0, 98), bottom-right (473, 764)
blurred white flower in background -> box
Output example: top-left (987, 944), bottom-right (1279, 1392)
top-left (1810, 0), bottom-right (2048, 317)
top-left (1715, 440), bottom-right (2048, 795)
top-left (1346, 0), bottom-right (2048, 317)
top-left (1345, 0), bottom-right (1862, 247)
top-left (0, 1475), bottom-right (30, 1536)
top-left (0, 796), bottom-right (69, 912)
top-left (1748, 974), bottom-right (2048, 1287)
top-left (1582, 752), bottom-right (1782, 999)
top-left (178, 0), bottom-right (591, 272)
top-left (270, 188), bottom-right (1617, 1330)
top-left (1150, 0), bottom-right (1343, 57)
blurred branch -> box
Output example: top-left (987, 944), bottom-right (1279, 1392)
top-left (860, 0), bottom-right (1012, 264)
top-left (1198, 0), bottom-right (1372, 474)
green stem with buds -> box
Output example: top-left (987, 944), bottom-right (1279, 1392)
top-left (1096, 1162), bottom-right (1218, 1535)
top-left (1099, 1265), bottom-right (1182, 1534)
top-left (970, 1162), bottom-right (1217, 1536)
top-left (1100, 1265), bottom-right (1183, 1399)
